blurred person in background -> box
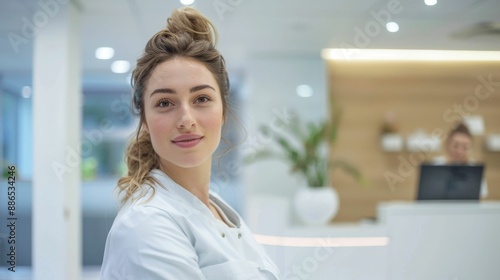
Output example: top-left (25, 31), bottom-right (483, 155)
top-left (433, 122), bottom-right (488, 198)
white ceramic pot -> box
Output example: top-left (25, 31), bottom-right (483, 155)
top-left (293, 186), bottom-right (339, 225)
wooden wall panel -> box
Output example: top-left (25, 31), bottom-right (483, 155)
top-left (327, 60), bottom-right (500, 223)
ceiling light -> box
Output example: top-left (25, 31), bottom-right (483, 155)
top-left (111, 60), bottom-right (130, 74)
top-left (21, 86), bottom-right (32, 98)
top-left (296, 85), bottom-right (313, 98)
top-left (180, 0), bottom-right (195, 5)
top-left (425, 0), bottom-right (437, 6)
top-left (386, 22), bottom-right (399, 33)
top-left (95, 47), bottom-right (115, 60)
top-left (321, 49), bottom-right (500, 61)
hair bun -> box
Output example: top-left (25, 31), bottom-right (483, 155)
top-left (166, 7), bottom-right (218, 46)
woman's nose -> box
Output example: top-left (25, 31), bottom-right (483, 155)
top-left (176, 105), bottom-right (196, 129)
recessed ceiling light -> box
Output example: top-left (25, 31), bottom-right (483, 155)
top-left (95, 47), bottom-right (115, 60)
top-left (296, 85), bottom-right (313, 98)
top-left (386, 22), bottom-right (399, 33)
top-left (180, 0), bottom-right (195, 5)
top-left (425, 0), bottom-right (437, 6)
top-left (111, 60), bottom-right (130, 74)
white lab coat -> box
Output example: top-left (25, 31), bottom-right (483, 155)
top-left (99, 169), bottom-right (281, 280)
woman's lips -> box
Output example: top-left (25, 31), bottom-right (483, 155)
top-left (172, 135), bottom-right (203, 148)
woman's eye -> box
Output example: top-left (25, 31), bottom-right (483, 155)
top-left (156, 99), bottom-right (172, 108)
top-left (195, 96), bottom-right (210, 103)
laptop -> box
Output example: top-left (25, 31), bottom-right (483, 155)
top-left (416, 164), bottom-right (484, 200)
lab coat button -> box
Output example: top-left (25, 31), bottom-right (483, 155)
top-left (221, 232), bottom-right (225, 238)
top-left (238, 233), bottom-right (242, 239)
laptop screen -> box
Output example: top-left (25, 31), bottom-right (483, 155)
top-left (416, 164), bottom-right (484, 200)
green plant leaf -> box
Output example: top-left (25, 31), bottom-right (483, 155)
top-left (243, 106), bottom-right (365, 188)
top-left (330, 159), bottom-right (368, 187)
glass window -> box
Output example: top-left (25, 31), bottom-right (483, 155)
top-left (81, 90), bottom-right (135, 179)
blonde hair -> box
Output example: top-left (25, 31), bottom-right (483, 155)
top-left (117, 7), bottom-right (230, 206)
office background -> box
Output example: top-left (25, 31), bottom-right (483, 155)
top-left (1, 0), bottom-right (499, 279)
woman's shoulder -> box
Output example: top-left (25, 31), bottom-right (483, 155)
top-left (101, 191), bottom-right (201, 278)
top-left (116, 169), bottom-right (195, 215)
top-left (111, 180), bottom-right (202, 234)
top-left (111, 194), bottom-right (178, 231)
top-left (431, 155), bottom-right (447, 165)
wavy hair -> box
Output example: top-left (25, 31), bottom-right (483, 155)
top-left (117, 7), bottom-right (230, 206)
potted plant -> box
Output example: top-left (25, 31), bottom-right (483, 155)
top-left (245, 110), bottom-right (365, 225)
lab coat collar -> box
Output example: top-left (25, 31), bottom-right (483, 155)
top-left (149, 169), bottom-right (240, 227)
top-left (150, 168), bottom-right (208, 212)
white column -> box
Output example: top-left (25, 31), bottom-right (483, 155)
top-left (32, 1), bottom-right (81, 280)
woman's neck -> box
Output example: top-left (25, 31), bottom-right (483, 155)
top-left (159, 161), bottom-right (212, 206)
top-left (447, 156), bottom-right (468, 164)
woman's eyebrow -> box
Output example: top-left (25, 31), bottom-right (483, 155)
top-left (190, 84), bottom-right (216, 93)
top-left (150, 88), bottom-right (176, 97)
top-left (150, 84), bottom-right (215, 97)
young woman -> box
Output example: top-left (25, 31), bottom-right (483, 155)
top-left (434, 122), bottom-right (488, 198)
top-left (445, 123), bottom-right (474, 164)
top-left (99, 7), bottom-right (281, 280)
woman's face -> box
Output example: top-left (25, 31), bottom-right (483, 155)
top-left (447, 132), bottom-right (472, 163)
top-left (143, 57), bottom-right (224, 170)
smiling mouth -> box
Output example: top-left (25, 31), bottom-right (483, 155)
top-left (171, 136), bottom-right (204, 148)
top-left (172, 137), bottom-right (203, 143)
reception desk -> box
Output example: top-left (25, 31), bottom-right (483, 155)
top-left (249, 197), bottom-right (500, 280)
top-left (379, 201), bottom-right (500, 280)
